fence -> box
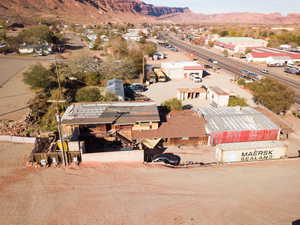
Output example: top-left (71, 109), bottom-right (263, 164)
top-left (0, 135), bottom-right (36, 144)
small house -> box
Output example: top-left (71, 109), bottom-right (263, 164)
top-left (161, 61), bottom-right (204, 80)
top-left (207, 87), bottom-right (230, 107)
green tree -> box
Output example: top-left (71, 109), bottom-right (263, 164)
top-left (248, 78), bottom-right (295, 114)
top-left (16, 25), bottom-right (58, 45)
top-left (161, 98), bottom-right (183, 112)
top-left (208, 41), bottom-right (215, 48)
top-left (108, 36), bottom-right (128, 59)
top-left (223, 49), bottom-right (229, 57)
top-left (142, 41), bottom-right (157, 57)
top-left (0, 29), bottom-right (6, 41)
top-left (237, 78), bottom-right (246, 86)
top-left (219, 30), bottom-right (229, 37)
top-left (104, 92), bottom-right (119, 101)
top-left (84, 71), bottom-right (102, 86)
top-left (23, 64), bottom-right (56, 90)
top-left (245, 48), bottom-right (252, 54)
top-left (75, 87), bottom-right (103, 102)
top-left (228, 96), bottom-right (248, 107)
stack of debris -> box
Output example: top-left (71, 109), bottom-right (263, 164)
top-left (0, 120), bottom-right (37, 137)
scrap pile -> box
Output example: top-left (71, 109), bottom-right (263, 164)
top-left (0, 120), bottom-right (36, 137)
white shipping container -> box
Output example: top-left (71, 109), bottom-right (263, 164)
top-left (216, 141), bottom-right (287, 163)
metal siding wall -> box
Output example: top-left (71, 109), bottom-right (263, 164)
top-left (212, 129), bottom-right (280, 145)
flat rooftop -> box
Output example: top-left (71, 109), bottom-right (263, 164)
top-left (208, 86), bottom-right (229, 96)
top-left (61, 102), bottom-right (160, 125)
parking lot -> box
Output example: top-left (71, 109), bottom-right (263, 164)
top-left (144, 69), bottom-right (255, 108)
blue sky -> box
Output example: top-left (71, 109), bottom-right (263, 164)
top-left (145, 0), bottom-right (300, 14)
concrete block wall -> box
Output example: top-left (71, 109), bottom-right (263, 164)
top-left (82, 150), bottom-right (144, 163)
top-left (0, 135), bottom-right (36, 144)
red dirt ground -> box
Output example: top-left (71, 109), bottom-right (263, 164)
top-left (0, 142), bottom-right (300, 225)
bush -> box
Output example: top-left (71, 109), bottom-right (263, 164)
top-left (16, 25), bottom-right (60, 45)
top-left (161, 98), bottom-right (183, 112)
top-left (249, 78), bottom-right (295, 114)
top-left (104, 92), bottom-right (119, 101)
top-left (75, 87), bottom-right (103, 102)
top-left (84, 71), bottom-right (102, 86)
top-left (141, 41), bottom-right (157, 57)
top-left (237, 78), bottom-right (246, 86)
top-left (228, 96), bottom-right (248, 107)
top-left (223, 49), bottom-right (229, 57)
top-left (23, 63), bottom-right (56, 90)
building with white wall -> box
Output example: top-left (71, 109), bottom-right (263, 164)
top-left (214, 37), bottom-right (268, 54)
top-left (207, 87), bottom-right (230, 107)
top-left (161, 61), bottom-right (204, 80)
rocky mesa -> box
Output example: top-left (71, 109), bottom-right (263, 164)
top-left (0, 0), bottom-right (189, 24)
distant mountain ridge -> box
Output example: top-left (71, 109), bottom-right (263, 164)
top-left (0, 0), bottom-right (189, 24)
top-left (0, 0), bottom-right (299, 24)
top-left (159, 12), bottom-right (300, 24)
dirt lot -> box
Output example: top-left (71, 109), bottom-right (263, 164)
top-left (0, 33), bottom-right (86, 121)
top-left (0, 142), bottom-right (300, 225)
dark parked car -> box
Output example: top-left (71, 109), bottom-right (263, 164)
top-left (204, 64), bottom-right (213, 69)
top-left (152, 153), bottom-right (181, 166)
top-left (129, 84), bottom-right (147, 92)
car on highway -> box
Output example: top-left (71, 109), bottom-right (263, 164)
top-left (267, 62), bottom-right (285, 67)
top-left (208, 58), bottom-right (218, 64)
top-left (284, 66), bottom-right (300, 75)
top-left (152, 153), bottom-right (181, 166)
top-left (259, 69), bottom-right (269, 74)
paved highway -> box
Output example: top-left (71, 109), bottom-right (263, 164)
top-left (161, 33), bottom-right (300, 105)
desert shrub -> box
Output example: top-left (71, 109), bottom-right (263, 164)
top-left (237, 78), bottom-right (246, 86)
top-left (75, 87), bottom-right (103, 102)
top-left (228, 96), bottom-right (248, 107)
top-left (249, 78), bottom-right (295, 113)
top-left (161, 98), bottom-right (183, 112)
top-left (23, 63), bottom-right (56, 90)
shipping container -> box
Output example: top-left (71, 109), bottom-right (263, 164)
top-left (216, 141), bottom-right (287, 163)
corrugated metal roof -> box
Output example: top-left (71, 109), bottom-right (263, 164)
top-left (217, 140), bottom-right (286, 151)
top-left (197, 106), bottom-right (279, 132)
top-left (62, 102), bottom-right (160, 125)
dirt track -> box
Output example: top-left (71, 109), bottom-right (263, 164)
top-left (0, 142), bottom-right (300, 225)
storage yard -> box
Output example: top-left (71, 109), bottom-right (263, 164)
top-left (0, 142), bottom-right (300, 225)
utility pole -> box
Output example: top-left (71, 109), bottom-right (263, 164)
top-left (142, 55), bottom-right (145, 83)
top-left (56, 114), bottom-right (67, 166)
top-left (53, 55), bottom-right (67, 166)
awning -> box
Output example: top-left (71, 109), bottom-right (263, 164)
top-left (141, 138), bottom-right (162, 149)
